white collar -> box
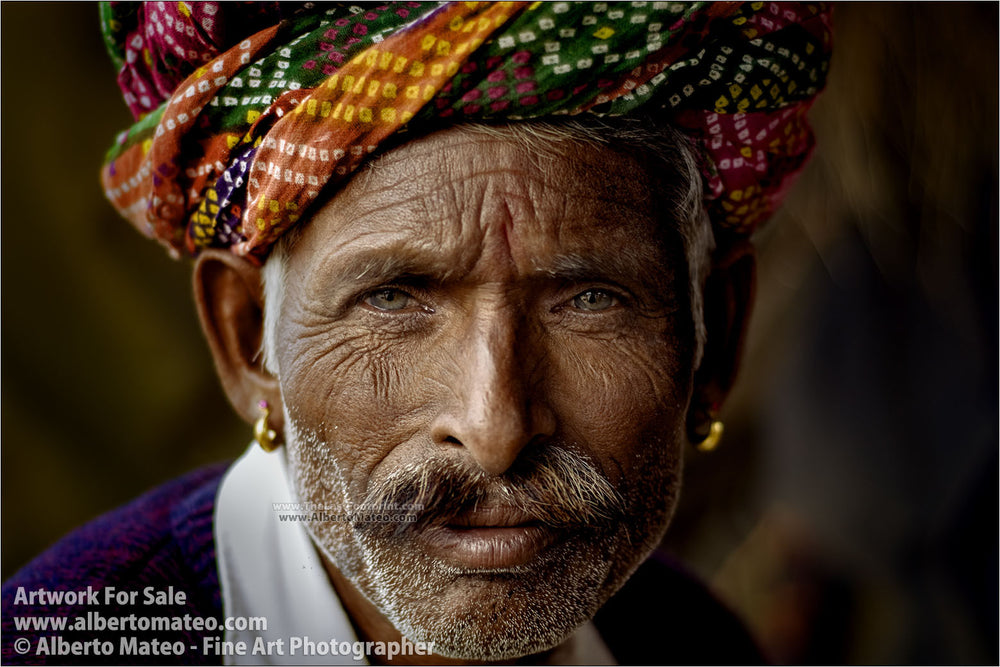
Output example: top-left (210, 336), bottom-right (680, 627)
top-left (215, 443), bottom-right (615, 665)
top-left (215, 444), bottom-right (360, 665)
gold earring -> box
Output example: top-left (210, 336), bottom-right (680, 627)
top-left (254, 400), bottom-right (282, 453)
top-left (696, 421), bottom-right (724, 452)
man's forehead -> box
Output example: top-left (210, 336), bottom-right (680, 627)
top-left (290, 126), bottom-right (677, 281)
top-left (349, 127), bottom-right (656, 218)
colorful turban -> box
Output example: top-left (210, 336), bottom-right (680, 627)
top-left (100, 1), bottom-right (832, 262)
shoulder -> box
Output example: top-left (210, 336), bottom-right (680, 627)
top-left (2, 463), bottom-right (230, 664)
top-left (593, 551), bottom-right (765, 665)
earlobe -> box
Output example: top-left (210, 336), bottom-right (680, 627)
top-left (193, 249), bottom-right (284, 433)
top-left (686, 241), bottom-right (756, 444)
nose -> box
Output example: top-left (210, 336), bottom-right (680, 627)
top-left (430, 307), bottom-right (555, 476)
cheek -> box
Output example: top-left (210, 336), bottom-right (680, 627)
top-left (541, 327), bottom-right (688, 564)
top-left (278, 315), bottom-right (438, 491)
top-left (544, 328), bottom-right (690, 483)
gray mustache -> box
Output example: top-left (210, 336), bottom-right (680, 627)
top-left (352, 445), bottom-right (626, 537)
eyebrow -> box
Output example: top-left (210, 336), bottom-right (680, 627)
top-left (315, 241), bottom-right (676, 306)
top-left (536, 250), bottom-right (678, 302)
top-left (535, 252), bottom-right (659, 283)
top-left (317, 243), bottom-right (462, 289)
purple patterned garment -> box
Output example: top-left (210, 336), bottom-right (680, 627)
top-left (1, 464), bottom-right (227, 665)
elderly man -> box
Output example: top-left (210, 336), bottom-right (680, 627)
top-left (2, 2), bottom-right (830, 664)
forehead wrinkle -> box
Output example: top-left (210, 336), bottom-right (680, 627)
top-left (370, 129), bottom-right (654, 215)
top-left (461, 159), bottom-right (656, 232)
top-left (296, 126), bottom-right (668, 297)
top-left (371, 131), bottom-right (553, 175)
top-left (301, 196), bottom-right (479, 292)
top-left (352, 158), bottom-right (452, 203)
top-left (343, 166), bottom-right (654, 249)
top-left (347, 158), bottom-right (505, 269)
top-left (302, 180), bottom-right (455, 276)
top-left (359, 130), bottom-right (656, 237)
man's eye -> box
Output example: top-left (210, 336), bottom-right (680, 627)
top-left (571, 289), bottom-right (617, 311)
top-left (364, 289), bottom-right (414, 311)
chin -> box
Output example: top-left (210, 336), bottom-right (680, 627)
top-left (347, 524), bottom-right (651, 661)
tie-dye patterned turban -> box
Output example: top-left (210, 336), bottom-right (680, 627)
top-left (100, 1), bottom-right (832, 262)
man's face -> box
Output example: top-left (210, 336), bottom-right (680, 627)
top-left (273, 126), bottom-right (696, 660)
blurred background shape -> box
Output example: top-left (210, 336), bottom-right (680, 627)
top-left (2, 3), bottom-right (996, 664)
top-left (664, 3), bottom-right (998, 664)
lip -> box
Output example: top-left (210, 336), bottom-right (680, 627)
top-left (416, 506), bottom-right (561, 569)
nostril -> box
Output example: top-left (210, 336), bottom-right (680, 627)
top-left (442, 436), bottom-right (462, 446)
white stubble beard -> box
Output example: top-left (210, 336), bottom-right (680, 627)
top-left (282, 413), bottom-right (679, 661)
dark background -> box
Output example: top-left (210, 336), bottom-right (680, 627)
top-left (2, 3), bottom-right (996, 664)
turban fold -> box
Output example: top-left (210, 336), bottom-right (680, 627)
top-left (100, 1), bottom-right (832, 262)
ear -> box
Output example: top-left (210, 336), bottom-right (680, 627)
top-left (193, 248), bottom-right (284, 433)
top-left (686, 241), bottom-right (756, 443)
